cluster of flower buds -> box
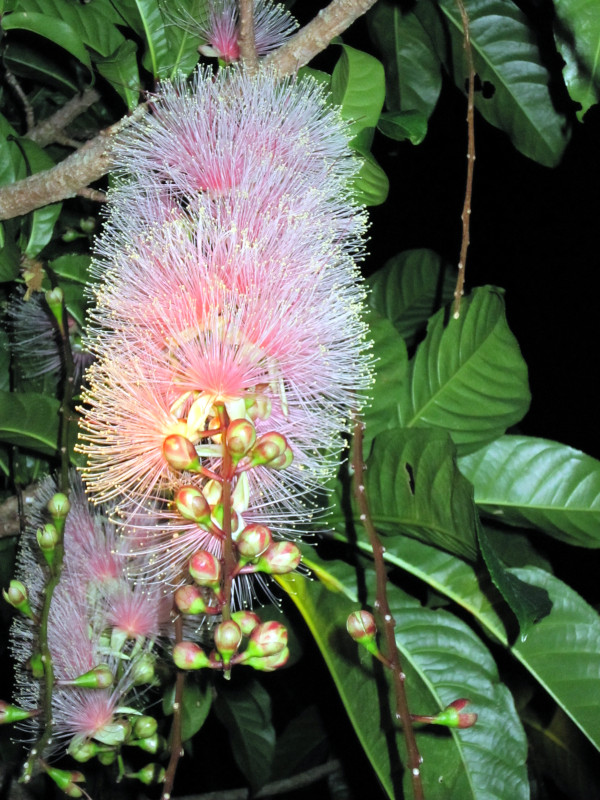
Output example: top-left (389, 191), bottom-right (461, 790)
top-left (173, 615), bottom-right (289, 675)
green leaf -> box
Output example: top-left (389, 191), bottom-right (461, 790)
top-left (2, 12), bottom-right (93, 70)
top-left (3, 41), bottom-right (79, 92)
top-left (278, 559), bottom-right (529, 800)
top-left (164, 0), bottom-right (205, 78)
top-left (477, 525), bottom-right (552, 635)
top-left (367, 248), bottom-right (455, 346)
top-left (362, 428), bottom-right (479, 560)
top-left (368, 1), bottom-right (442, 120)
top-left (415, 0), bottom-right (571, 166)
top-left (338, 532), bottom-right (600, 750)
top-left (115, 0), bottom-right (171, 78)
top-left (271, 705), bottom-right (328, 782)
top-left (94, 41), bottom-right (141, 111)
top-left (553, 0), bottom-right (600, 120)
top-left (377, 110), bottom-right (428, 145)
top-left (25, 202), bottom-right (62, 258)
top-left (331, 44), bottom-right (386, 139)
top-left (458, 435), bottom-right (600, 548)
top-left (396, 286), bottom-right (530, 455)
top-left (0, 391), bottom-right (59, 455)
top-left (214, 679), bottom-right (275, 792)
top-left (162, 678), bottom-right (212, 742)
top-left (363, 308), bottom-right (408, 448)
top-left (48, 254), bottom-right (91, 285)
top-left (352, 151), bottom-right (389, 206)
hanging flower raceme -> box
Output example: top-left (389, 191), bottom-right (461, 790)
top-left (77, 65), bottom-right (372, 594)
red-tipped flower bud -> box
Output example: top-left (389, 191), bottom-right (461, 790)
top-left (346, 610), bottom-right (381, 658)
top-left (214, 620), bottom-right (242, 667)
top-left (245, 621), bottom-right (288, 659)
top-left (43, 765), bottom-right (85, 798)
top-left (175, 584), bottom-right (211, 615)
top-left (255, 541), bottom-right (301, 574)
top-left (174, 485), bottom-right (212, 526)
top-left (226, 418), bottom-right (256, 458)
top-left (239, 431), bottom-right (293, 470)
top-left (0, 700), bottom-right (39, 725)
top-left (244, 647), bottom-right (290, 672)
top-left (231, 609), bottom-right (262, 635)
top-left (236, 524), bottom-right (272, 561)
top-left (411, 698), bottom-right (478, 729)
top-left (189, 550), bottom-right (222, 587)
top-left (173, 641), bottom-right (211, 670)
top-left (163, 434), bottom-right (200, 471)
top-left (3, 580), bottom-right (35, 619)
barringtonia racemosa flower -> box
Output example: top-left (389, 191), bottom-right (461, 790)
top-left (175, 0), bottom-right (298, 63)
top-left (78, 65), bottom-right (372, 587)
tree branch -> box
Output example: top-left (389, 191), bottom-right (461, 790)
top-left (0, 0), bottom-right (377, 221)
top-left (26, 88), bottom-right (100, 148)
top-left (0, 105), bottom-right (146, 221)
top-left (238, 0), bottom-right (259, 72)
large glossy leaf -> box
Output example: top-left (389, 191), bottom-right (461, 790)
top-left (368, 0), bottom-right (442, 120)
top-left (367, 248), bottom-right (455, 346)
top-left (415, 0), bottom-right (571, 166)
top-left (0, 391), bottom-right (59, 455)
top-left (3, 41), bottom-right (79, 92)
top-left (458, 435), bottom-right (600, 548)
top-left (279, 556), bottom-right (528, 800)
top-left (334, 532), bottom-right (600, 750)
top-left (352, 151), bottom-right (389, 206)
top-left (94, 41), bottom-right (141, 111)
top-left (214, 679), bottom-right (276, 792)
top-left (362, 308), bottom-right (408, 449)
top-left (396, 286), bottom-right (530, 455)
top-left (361, 428), bottom-right (479, 560)
top-left (553, 0), bottom-right (600, 120)
top-left (2, 12), bottom-right (92, 70)
top-left (331, 44), bottom-right (386, 140)
top-left (114, 0), bottom-right (171, 78)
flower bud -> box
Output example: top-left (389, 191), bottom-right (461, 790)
top-left (0, 700), bottom-right (39, 725)
top-left (163, 434), bottom-right (200, 471)
top-left (189, 550), bottom-right (221, 587)
top-left (236, 524), bottom-right (272, 562)
top-left (245, 394), bottom-right (272, 421)
top-left (126, 763), bottom-right (166, 785)
top-left (43, 765), bottom-right (85, 798)
top-left (411, 698), bottom-right (478, 729)
top-left (214, 620), bottom-right (242, 667)
top-left (174, 485), bottom-right (212, 526)
top-left (36, 524), bottom-right (61, 566)
top-left (173, 641), bottom-right (211, 670)
top-left (94, 718), bottom-right (132, 746)
top-left (254, 541), bottom-right (301, 574)
top-left (244, 647), bottom-right (290, 672)
top-left (267, 445), bottom-right (294, 471)
top-left (130, 653), bottom-right (156, 685)
top-left (97, 750), bottom-right (116, 765)
top-left (133, 716), bottom-right (158, 740)
top-left (68, 739), bottom-right (101, 763)
top-left (45, 287), bottom-right (65, 333)
top-left (57, 664), bottom-right (114, 689)
top-left (3, 580), bottom-right (35, 619)
top-left (130, 732), bottom-right (162, 754)
top-left (226, 418), bottom-right (256, 460)
top-left (346, 610), bottom-right (381, 658)
top-left (47, 492), bottom-right (70, 535)
top-left (240, 431), bottom-right (289, 470)
top-left (231, 609), bottom-right (261, 636)
top-left (244, 621), bottom-right (288, 659)
top-left (175, 584), bottom-right (211, 615)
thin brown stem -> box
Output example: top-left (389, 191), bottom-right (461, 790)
top-left (352, 421), bottom-right (425, 800)
top-left (4, 68), bottom-right (35, 131)
top-left (452, 0), bottom-right (476, 320)
top-left (26, 88), bottom-right (100, 147)
top-left (76, 187), bottom-right (107, 203)
top-left (238, 0), bottom-right (258, 73)
top-left (162, 610), bottom-right (185, 800)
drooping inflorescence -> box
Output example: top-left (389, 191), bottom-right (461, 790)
top-left (77, 65), bottom-right (372, 591)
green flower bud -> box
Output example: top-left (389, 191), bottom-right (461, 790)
top-left (129, 732), bottom-right (162, 754)
top-left (244, 621), bottom-right (288, 659)
top-left (57, 664), bottom-right (114, 690)
top-left (43, 765), bottom-right (85, 797)
top-left (47, 492), bottom-right (70, 536)
top-left (133, 716), bottom-right (158, 740)
top-left (68, 739), bottom-right (101, 763)
top-left (214, 620), bottom-right (242, 667)
top-left (411, 699), bottom-right (478, 729)
top-left (0, 700), bottom-right (39, 725)
top-left (346, 610), bottom-right (381, 658)
top-left (231, 609), bottom-right (261, 636)
top-left (130, 653), bottom-right (156, 686)
top-left (36, 524), bottom-right (61, 566)
top-left (126, 763), bottom-right (165, 785)
top-left (175, 584), bottom-right (209, 615)
top-left (45, 287), bottom-right (65, 333)
top-left (226, 418), bottom-right (256, 460)
top-left (174, 486), bottom-right (212, 526)
top-left (93, 718), bottom-right (131, 746)
top-left (3, 580), bottom-right (35, 619)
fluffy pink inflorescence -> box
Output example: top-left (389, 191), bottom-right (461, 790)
top-left (194, 0), bottom-right (298, 63)
top-left (78, 66), bottom-right (372, 583)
